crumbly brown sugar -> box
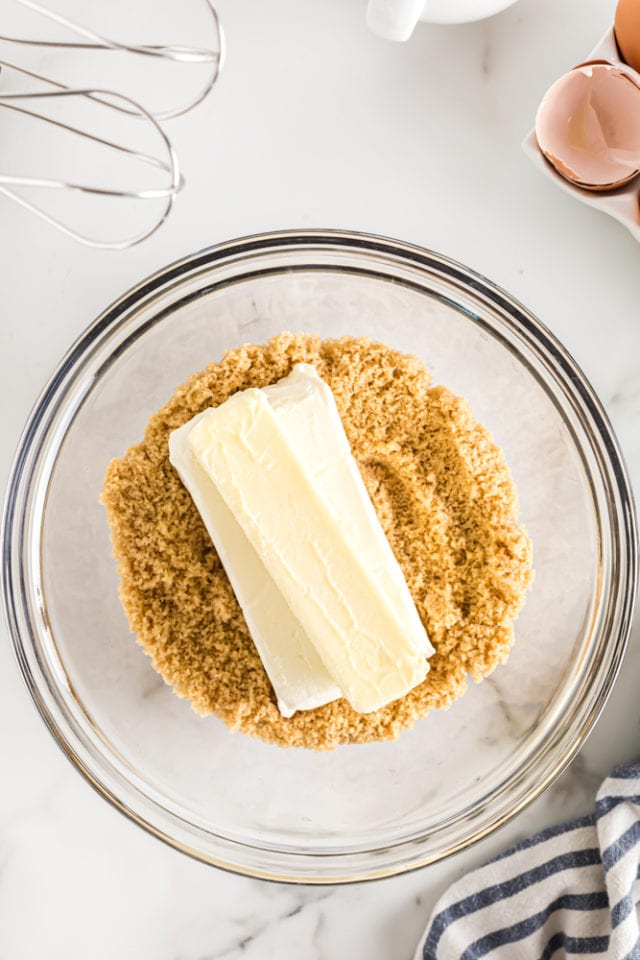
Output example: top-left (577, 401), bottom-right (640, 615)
top-left (101, 334), bottom-right (532, 750)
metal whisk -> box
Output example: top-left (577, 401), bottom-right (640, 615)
top-left (0, 0), bottom-right (224, 249)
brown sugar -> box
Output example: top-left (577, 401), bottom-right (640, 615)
top-left (101, 334), bottom-right (533, 749)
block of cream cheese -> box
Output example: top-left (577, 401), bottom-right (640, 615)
top-left (188, 380), bottom-right (432, 714)
top-left (169, 415), bottom-right (341, 717)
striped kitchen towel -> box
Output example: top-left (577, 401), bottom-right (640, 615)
top-left (418, 761), bottom-right (640, 960)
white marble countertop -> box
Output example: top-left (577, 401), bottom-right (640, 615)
top-left (1, 0), bottom-right (639, 956)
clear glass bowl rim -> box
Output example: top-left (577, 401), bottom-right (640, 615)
top-left (1, 229), bottom-right (637, 884)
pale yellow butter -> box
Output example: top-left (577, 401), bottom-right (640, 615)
top-left (169, 415), bottom-right (340, 718)
top-left (264, 365), bottom-right (434, 659)
top-left (188, 379), bottom-right (431, 714)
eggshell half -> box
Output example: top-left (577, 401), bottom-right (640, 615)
top-left (535, 62), bottom-right (640, 190)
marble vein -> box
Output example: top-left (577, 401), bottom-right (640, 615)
top-left (183, 890), bottom-right (335, 960)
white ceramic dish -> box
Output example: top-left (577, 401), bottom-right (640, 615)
top-left (366, 0), bottom-right (520, 40)
top-left (523, 29), bottom-right (640, 244)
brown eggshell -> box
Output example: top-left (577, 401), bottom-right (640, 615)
top-left (535, 62), bottom-right (640, 191)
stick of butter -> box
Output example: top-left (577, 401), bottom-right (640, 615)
top-left (169, 415), bottom-right (341, 718)
top-left (187, 370), bottom-right (432, 714)
top-left (264, 365), bottom-right (433, 659)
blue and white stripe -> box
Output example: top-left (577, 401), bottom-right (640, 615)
top-left (418, 762), bottom-right (640, 960)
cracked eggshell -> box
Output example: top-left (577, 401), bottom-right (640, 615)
top-left (534, 62), bottom-right (640, 191)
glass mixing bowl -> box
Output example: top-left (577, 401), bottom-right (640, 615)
top-left (2, 231), bottom-right (637, 883)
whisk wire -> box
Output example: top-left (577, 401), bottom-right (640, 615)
top-left (2, 0), bottom-right (225, 117)
top-left (0, 0), bottom-right (223, 248)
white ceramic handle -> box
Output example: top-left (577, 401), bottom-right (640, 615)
top-left (366, 0), bottom-right (425, 41)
